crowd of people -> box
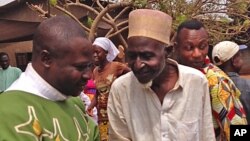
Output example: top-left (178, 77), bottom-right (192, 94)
top-left (0, 8), bottom-right (249, 141)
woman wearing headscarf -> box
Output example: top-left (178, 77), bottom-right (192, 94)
top-left (87, 37), bottom-right (130, 141)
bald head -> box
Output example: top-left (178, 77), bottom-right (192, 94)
top-left (32, 15), bottom-right (87, 60)
top-left (31, 16), bottom-right (94, 96)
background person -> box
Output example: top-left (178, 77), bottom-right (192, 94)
top-left (212, 41), bottom-right (250, 124)
top-left (108, 9), bottom-right (215, 141)
top-left (0, 15), bottom-right (100, 140)
top-left (88, 37), bottom-right (130, 141)
top-left (82, 62), bottom-right (98, 123)
top-left (0, 52), bottom-right (22, 93)
top-left (174, 20), bottom-right (247, 141)
top-left (79, 91), bottom-right (98, 124)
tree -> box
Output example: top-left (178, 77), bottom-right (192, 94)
top-left (27, 0), bottom-right (133, 49)
top-left (27, 0), bottom-right (250, 46)
top-left (139, 0), bottom-right (250, 45)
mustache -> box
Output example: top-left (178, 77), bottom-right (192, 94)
top-left (133, 67), bottom-right (150, 74)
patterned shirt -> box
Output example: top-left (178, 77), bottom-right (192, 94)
top-left (202, 63), bottom-right (247, 141)
top-left (93, 61), bottom-right (128, 141)
top-left (227, 72), bottom-right (250, 124)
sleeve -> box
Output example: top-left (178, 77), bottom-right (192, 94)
top-left (207, 73), bottom-right (247, 141)
top-left (201, 78), bottom-right (216, 141)
top-left (107, 82), bottom-right (131, 141)
top-left (12, 67), bottom-right (22, 80)
top-left (17, 68), bottom-right (22, 74)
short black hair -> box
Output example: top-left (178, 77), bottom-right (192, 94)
top-left (177, 20), bottom-right (204, 33)
top-left (176, 20), bottom-right (205, 42)
top-left (32, 15), bottom-right (87, 60)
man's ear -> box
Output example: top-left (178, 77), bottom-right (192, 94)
top-left (164, 45), bottom-right (174, 58)
top-left (166, 41), bottom-right (180, 59)
top-left (40, 50), bottom-right (52, 68)
top-left (174, 41), bottom-right (178, 47)
top-left (231, 56), bottom-right (237, 67)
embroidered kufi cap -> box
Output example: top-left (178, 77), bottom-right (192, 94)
top-left (128, 9), bottom-right (172, 45)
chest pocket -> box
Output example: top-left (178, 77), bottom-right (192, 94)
top-left (176, 120), bottom-right (199, 141)
top-left (167, 118), bottom-right (199, 141)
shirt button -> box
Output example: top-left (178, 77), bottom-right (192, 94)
top-left (162, 133), bottom-right (168, 138)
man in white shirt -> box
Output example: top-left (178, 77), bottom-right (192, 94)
top-left (107, 9), bottom-right (215, 141)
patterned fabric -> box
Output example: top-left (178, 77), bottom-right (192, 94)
top-left (227, 72), bottom-right (250, 124)
top-left (93, 61), bottom-right (128, 141)
top-left (0, 91), bottom-right (100, 141)
top-left (84, 79), bottom-right (97, 104)
top-left (202, 63), bottom-right (247, 141)
top-left (1, 63), bottom-right (100, 140)
top-left (83, 79), bottom-right (97, 122)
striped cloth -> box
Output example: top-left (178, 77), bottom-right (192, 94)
top-left (202, 63), bottom-right (247, 141)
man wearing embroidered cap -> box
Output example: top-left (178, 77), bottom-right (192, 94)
top-left (212, 41), bottom-right (250, 124)
top-left (107, 9), bottom-right (215, 141)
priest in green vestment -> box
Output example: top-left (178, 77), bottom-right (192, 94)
top-left (0, 15), bottom-right (100, 141)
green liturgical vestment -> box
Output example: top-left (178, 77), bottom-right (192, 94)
top-left (0, 90), bottom-right (100, 141)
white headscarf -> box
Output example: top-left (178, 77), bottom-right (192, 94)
top-left (93, 37), bottom-right (119, 62)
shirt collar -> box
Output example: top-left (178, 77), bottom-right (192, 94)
top-left (6, 63), bottom-right (68, 101)
top-left (198, 57), bottom-right (212, 74)
top-left (0, 66), bottom-right (10, 70)
top-left (167, 58), bottom-right (183, 90)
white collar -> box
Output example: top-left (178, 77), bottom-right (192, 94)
top-left (6, 63), bottom-right (68, 101)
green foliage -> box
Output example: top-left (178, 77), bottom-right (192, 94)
top-left (130, 0), bottom-right (250, 44)
top-left (176, 14), bottom-right (187, 25)
top-left (49, 0), bottom-right (57, 6)
top-left (134, 0), bottom-right (147, 8)
top-left (230, 1), bottom-right (248, 14)
top-left (220, 17), bottom-right (232, 24)
top-left (87, 17), bottom-right (93, 28)
top-left (243, 20), bottom-right (250, 27)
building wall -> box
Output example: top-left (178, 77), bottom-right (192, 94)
top-left (0, 41), bottom-right (32, 67)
